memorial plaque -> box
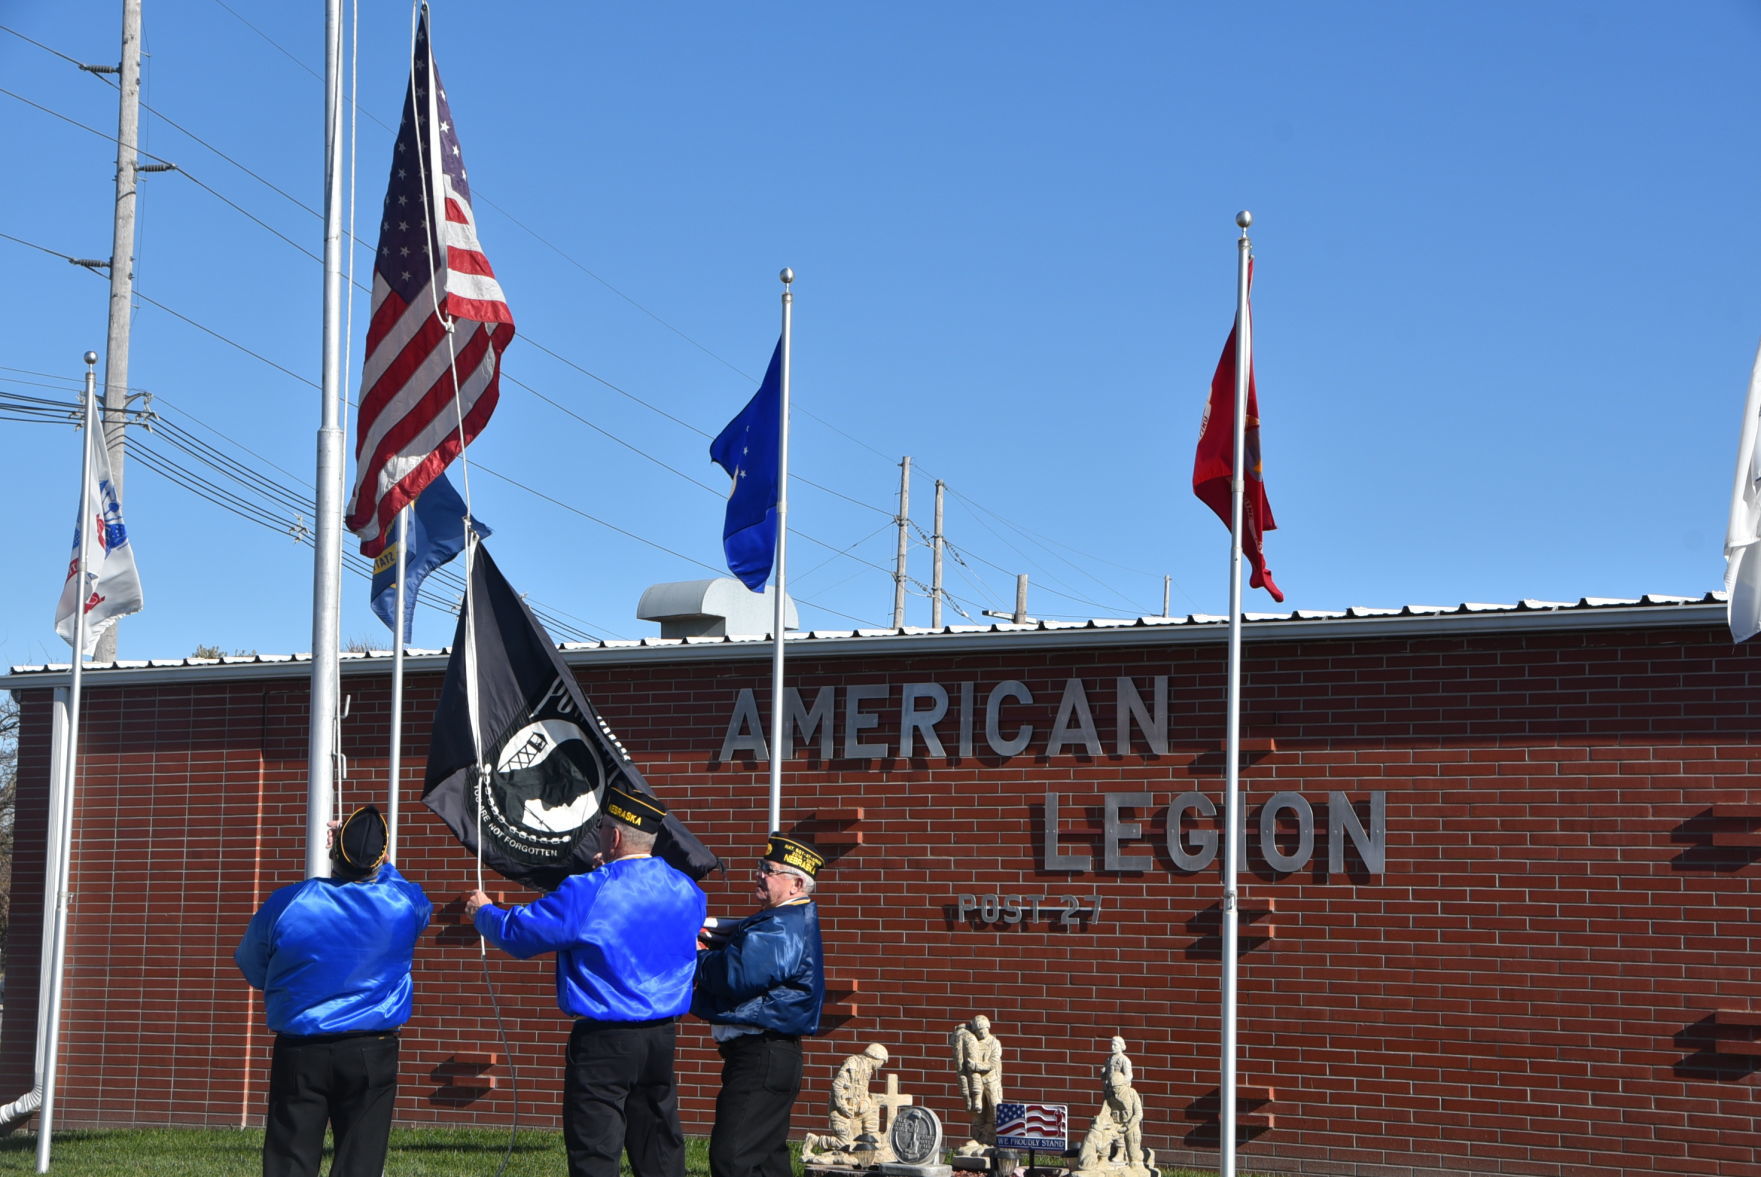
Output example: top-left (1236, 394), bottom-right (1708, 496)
top-left (890, 1106), bottom-right (943, 1167)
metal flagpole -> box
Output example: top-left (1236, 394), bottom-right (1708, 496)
top-left (19, 688), bottom-right (72, 1129)
top-left (306, 0), bottom-right (348, 879)
top-left (37, 354), bottom-right (101, 1173)
top-left (1219, 210), bottom-right (1253, 1177)
top-left (387, 507), bottom-right (410, 861)
top-left (767, 268), bottom-right (794, 833)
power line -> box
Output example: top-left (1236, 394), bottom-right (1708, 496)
top-left (2, 388), bottom-right (603, 642)
top-left (0, 23), bottom-right (87, 69)
top-left (5, 29), bottom-right (1171, 628)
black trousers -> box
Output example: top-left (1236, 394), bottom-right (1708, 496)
top-left (709, 1033), bottom-right (803, 1177)
top-left (262, 1031), bottom-right (400, 1177)
top-left (563, 1018), bottom-right (685, 1177)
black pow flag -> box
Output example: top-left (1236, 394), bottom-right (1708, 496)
top-left (422, 543), bottom-right (721, 889)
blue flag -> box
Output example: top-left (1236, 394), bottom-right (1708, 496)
top-left (370, 471), bottom-right (489, 642)
top-left (709, 340), bottom-right (782, 591)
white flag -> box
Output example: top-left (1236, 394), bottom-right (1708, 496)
top-left (1725, 342), bottom-right (1761, 642)
top-left (54, 435), bottom-right (144, 657)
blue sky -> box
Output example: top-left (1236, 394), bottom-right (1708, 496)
top-left (3, 1), bottom-right (1759, 668)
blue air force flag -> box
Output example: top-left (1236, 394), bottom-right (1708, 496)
top-left (709, 340), bottom-right (782, 592)
top-left (370, 471), bottom-right (487, 642)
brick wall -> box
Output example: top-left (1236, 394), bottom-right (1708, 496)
top-left (5, 617), bottom-right (1759, 1177)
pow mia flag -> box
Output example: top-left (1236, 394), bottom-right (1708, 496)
top-left (423, 543), bottom-right (722, 889)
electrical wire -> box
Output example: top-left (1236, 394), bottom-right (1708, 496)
top-left (3, 32), bottom-right (1175, 628)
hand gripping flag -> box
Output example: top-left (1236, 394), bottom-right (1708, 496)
top-left (370, 471), bottom-right (488, 643)
top-left (1193, 259), bottom-right (1283, 602)
top-left (709, 340), bottom-right (782, 591)
top-left (345, 9), bottom-right (514, 559)
top-left (54, 432), bottom-right (144, 657)
top-left (423, 544), bottom-right (722, 889)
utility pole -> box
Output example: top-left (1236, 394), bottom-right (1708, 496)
top-left (980, 574), bottom-right (1032, 625)
top-left (91, 0), bottom-right (146, 664)
top-left (931, 479), bottom-right (945, 628)
top-left (892, 456), bottom-right (911, 628)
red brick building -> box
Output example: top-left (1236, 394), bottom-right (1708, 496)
top-left (1, 593), bottom-right (1755, 1177)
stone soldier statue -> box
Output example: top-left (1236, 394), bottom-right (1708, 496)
top-left (953, 1015), bottom-right (1003, 1152)
top-left (1073, 1037), bottom-right (1152, 1177)
top-left (803, 1044), bottom-right (890, 1162)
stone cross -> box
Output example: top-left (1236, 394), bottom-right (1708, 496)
top-left (875, 1071), bottom-right (915, 1132)
top-left (872, 1072), bottom-right (915, 1162)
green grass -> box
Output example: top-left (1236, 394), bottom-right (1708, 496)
top-left (0, 1126), bottom-right (706, 1177)
top-left (0, 1128), bottom-right (1235, 1177)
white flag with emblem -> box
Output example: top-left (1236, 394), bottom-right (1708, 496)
top-left (54, 433), bottom-right (144, 657)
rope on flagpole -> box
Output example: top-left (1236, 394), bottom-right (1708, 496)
top-left (406, 0), bottom-right (482, 535)
top-left (403, 11), bottom-right (516, 1170)
top-left (406, 0), bottom-right (481, 882)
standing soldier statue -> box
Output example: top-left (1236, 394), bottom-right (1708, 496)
top-left (952, 1015), bottom-right (1003, 1154)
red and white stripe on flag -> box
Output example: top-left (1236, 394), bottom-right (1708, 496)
top-left (344, 11), bottom-right (513, 558)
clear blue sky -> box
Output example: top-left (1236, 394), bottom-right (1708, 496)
top-left (4, 1), bottom-right (1759, 668)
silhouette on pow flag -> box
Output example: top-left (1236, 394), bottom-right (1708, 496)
top-left (423, 543), bottom-right (720, 890)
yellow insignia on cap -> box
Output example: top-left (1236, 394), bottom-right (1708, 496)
top-left (603, 784), bottom-right (667, 831)
top-left (765, 833), bottom-right (825, 877)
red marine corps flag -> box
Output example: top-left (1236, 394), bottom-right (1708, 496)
top-left (1193, 257), bottom-right (1282, 602)
top-left (345, 8), bottom-right (514, 557)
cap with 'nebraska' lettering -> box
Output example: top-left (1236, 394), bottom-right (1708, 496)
top-left (601, 783), bottom-right (668, 833)
top-left (763, 832), bottom-right (825, 878)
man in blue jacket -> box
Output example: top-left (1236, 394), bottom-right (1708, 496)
top-left (235, 805), bottom-right (432, 1177)
top-left (467, 784), bottom-right (706, 1177)
top-left (692, 833), bottom-right (827, 1177)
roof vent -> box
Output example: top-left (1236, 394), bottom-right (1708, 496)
top-left (636, 578), bottom-right (798, 639)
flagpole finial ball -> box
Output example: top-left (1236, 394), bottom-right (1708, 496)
top-left (84, 351), bottom-right (98, 366)
top-left (780, 267), bottom-right (794, 285)
top-left (1236, 210), bottom-right (1253, 229)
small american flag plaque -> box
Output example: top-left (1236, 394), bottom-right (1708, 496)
top-left (995, 1102), bottom-right (1068, 1152)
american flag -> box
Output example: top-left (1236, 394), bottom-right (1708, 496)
top-left (995, 1102), bottom-right (1068, 1151)
top-left (345, 10), bottom-right (513, 558)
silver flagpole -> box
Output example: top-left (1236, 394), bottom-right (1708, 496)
top-left (388, 507), bottom-right (410, 861)
top-left (767, 268), bottom-right (794, 833)
top-left (38, 353), bottom-right (100, 1172)
top-left (23, 688), bottom-right (71, 1129)
top-left (1219, 210), bottom-right (1253, 1177)
top-left (306, 0), bottom-right (347, 879)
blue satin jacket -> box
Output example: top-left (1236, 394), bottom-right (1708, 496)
top-left (235, 862), bottom-right (432, 1035)
top-left (692, 899), bottom-right (824, 1036)
top-left (474, 854), bottom-right (706, 1021)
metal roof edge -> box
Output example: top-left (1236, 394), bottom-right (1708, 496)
top-left (0, 598), bottom-right (1731, 691)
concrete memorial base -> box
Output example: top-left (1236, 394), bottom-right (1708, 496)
top-left (805, 1165), bottom-right (873, 1177)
